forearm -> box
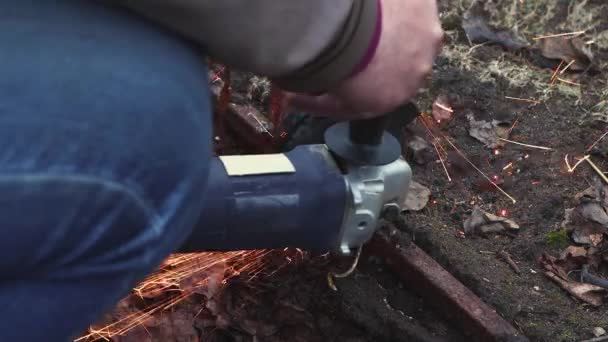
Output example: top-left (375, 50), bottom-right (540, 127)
top-left (106, 0), bottom-right (379, 93)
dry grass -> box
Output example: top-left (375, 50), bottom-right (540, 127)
top-left (439, 0), bottom-right (606, 118)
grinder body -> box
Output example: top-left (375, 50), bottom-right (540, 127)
top-left (179, 105), bottom-right (416, 253)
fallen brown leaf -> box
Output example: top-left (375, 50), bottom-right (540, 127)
top-left (536, 36), bottom-right (594, 71)
top-left (463, 206), bottom-right (519, 236)
top-left (559, 246), bottom-right (588, 259)
top-left (467, 113), bottom-right (511, 149)
top-left (544, 271), bottom-right (604, 307)
top-left (540, 252), bottom-right (605, 307)
top-left (462, 1), bottom-right (528, 51)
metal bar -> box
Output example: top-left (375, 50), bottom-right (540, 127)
top-left (367, 232), bottom-right (529, 342)
top-left (210, 84), bottom-right (277, 153)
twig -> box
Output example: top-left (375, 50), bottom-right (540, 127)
top-left (499, 138), bottom-right (553, 151)
top-left (432, 141), bottom-right (452, 182)
top-left (544, 271), bottom-right (602, 306)
top-left (585, 157), bottom-right (608, 185)
top-left (565, 154), bottom-right (589, 173)
top-left (327, 246), bottom-right (362, 291)
top-left (498, 251), bottom-right (521, 274)
top-left (504, 96), bottom-right (540, 105)
top-left (556, 77), bottom-right (580, 86)
top-left (587, 131), bottom-right (608, 152)
top-left (532, 30), bottom-right (585, 40)
top-left (467, 42), bottom-right (490, 54)
top-left (550, 60), bottom-right (564, 85)
top-left (580, 335), bottom-right (608, 342)
top-left (560, 60), bottom-right (576, 74)
top-left (581, 265), bottom-right (608, 289)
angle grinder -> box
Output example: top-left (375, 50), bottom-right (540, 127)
top-left (179, 104), bottom-right (419, 254)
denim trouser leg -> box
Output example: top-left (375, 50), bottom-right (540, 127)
top-left (0, 1), bottom-right (211, 340)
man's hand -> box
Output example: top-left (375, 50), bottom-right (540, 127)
top-left (287, 0), bottom-right (443, 119)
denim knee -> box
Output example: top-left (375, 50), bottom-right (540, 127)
top-left (0, 2), bottom-right (213, 340)
top-left (0, 0), bottom-right (212, 284)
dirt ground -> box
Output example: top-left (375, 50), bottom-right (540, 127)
top-left (406, 1), bottom-right (608, 341)
top-left (88, 1), bottom-right (608, 341)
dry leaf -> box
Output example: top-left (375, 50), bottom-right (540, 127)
top-left (467, 113), bottom-right (511, 149)
top-left (536, 37), bottom-right (594, 71)
top-left (540, 252), bottom-right (605, 306)
top-left (544, 271), bottom-right (604, 307)
top-left (462, 4), bottom-right (528, 51)
top-left (402, 181), bottom-right (431, 211)
top-left (559, 246), bottom-right (588, 259)
top-left (463, 206), bottom-right (519, 236)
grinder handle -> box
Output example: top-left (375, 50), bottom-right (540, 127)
top-left (349, 115), bottom-right (391, 146)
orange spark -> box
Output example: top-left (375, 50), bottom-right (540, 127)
top-left (442, 136), bottom-right (517, 203)
top-left (432, 141), bottom-right (452, 182)
top-left (502, 162), bottom-right (514, 170)
top-left (533, 30), bottom-right (586, 40)
top-left (79, 249), bottom-right (298, 341)
top-left (210, 65), bottom-right (226, 84)
top-left (418, 115), bottom-right (516, 203)
top-left (504, 96), bottom-right (540, 105)
top-left (499, 138), bottom-right (553, 151)
top-left (499, 209), bottom-right (508, 217)
top-left (494, 149), bottom-right (501, 155)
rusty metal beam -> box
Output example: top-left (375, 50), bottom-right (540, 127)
top-left (367, 231), bottom-right (529, 342)
top-left (224, 103), bottom-right (276, 152)
top-left (210, 84), bottom-right (277, 153)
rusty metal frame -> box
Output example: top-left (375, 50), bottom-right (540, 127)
top-left (368, 232), bottom-right (529, 342)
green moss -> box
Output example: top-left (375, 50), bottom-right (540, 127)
top-left (558, 330), bottom-right (576, 342)
top-left (545, 229), bottom-right (570, 248)
top-left (590, 87), bottom-right (608, 123)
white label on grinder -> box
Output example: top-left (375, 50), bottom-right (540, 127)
top-left (219, 154), bottom-right (296, 176)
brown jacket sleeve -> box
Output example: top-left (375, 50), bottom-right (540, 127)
top-left (108, 0), bottom-right (378, 93)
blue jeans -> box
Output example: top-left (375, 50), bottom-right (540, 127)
top-left (0, 1), bottom-right (211, 340)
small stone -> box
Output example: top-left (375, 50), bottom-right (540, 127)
top-left (402, 181), bottom-right (431, 211)
top-left (530, 269), bottom-right (538, 274)
top-left (407, 136), bottom-right (434, 165)
top-left (593, 327), bottom-right (606, 337)
top-left (533, 286), bottom-right (540, 291)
